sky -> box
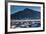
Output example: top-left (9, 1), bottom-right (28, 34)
top-left (10, 5), bottom-right (41, 14)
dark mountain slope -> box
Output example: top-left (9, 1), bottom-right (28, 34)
top-left (11, 8), bottom-right (40, 20)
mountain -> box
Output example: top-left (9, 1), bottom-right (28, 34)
top-left (11, 8), bottom-right (40, 20)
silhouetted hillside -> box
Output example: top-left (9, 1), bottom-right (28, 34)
top-left (11, 8), bottom-right (40, 20)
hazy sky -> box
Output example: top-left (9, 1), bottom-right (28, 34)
top-left (10, 5), bottom-right (41, 14)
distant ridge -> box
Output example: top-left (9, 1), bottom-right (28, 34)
top-left (11, 8), bottom-right (40, 20)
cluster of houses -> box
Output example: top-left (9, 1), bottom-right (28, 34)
top-left (10, 20), bottom-right (40, 29)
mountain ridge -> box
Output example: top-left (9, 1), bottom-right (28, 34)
top-left (11, 8), bottom-right (40, 20)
